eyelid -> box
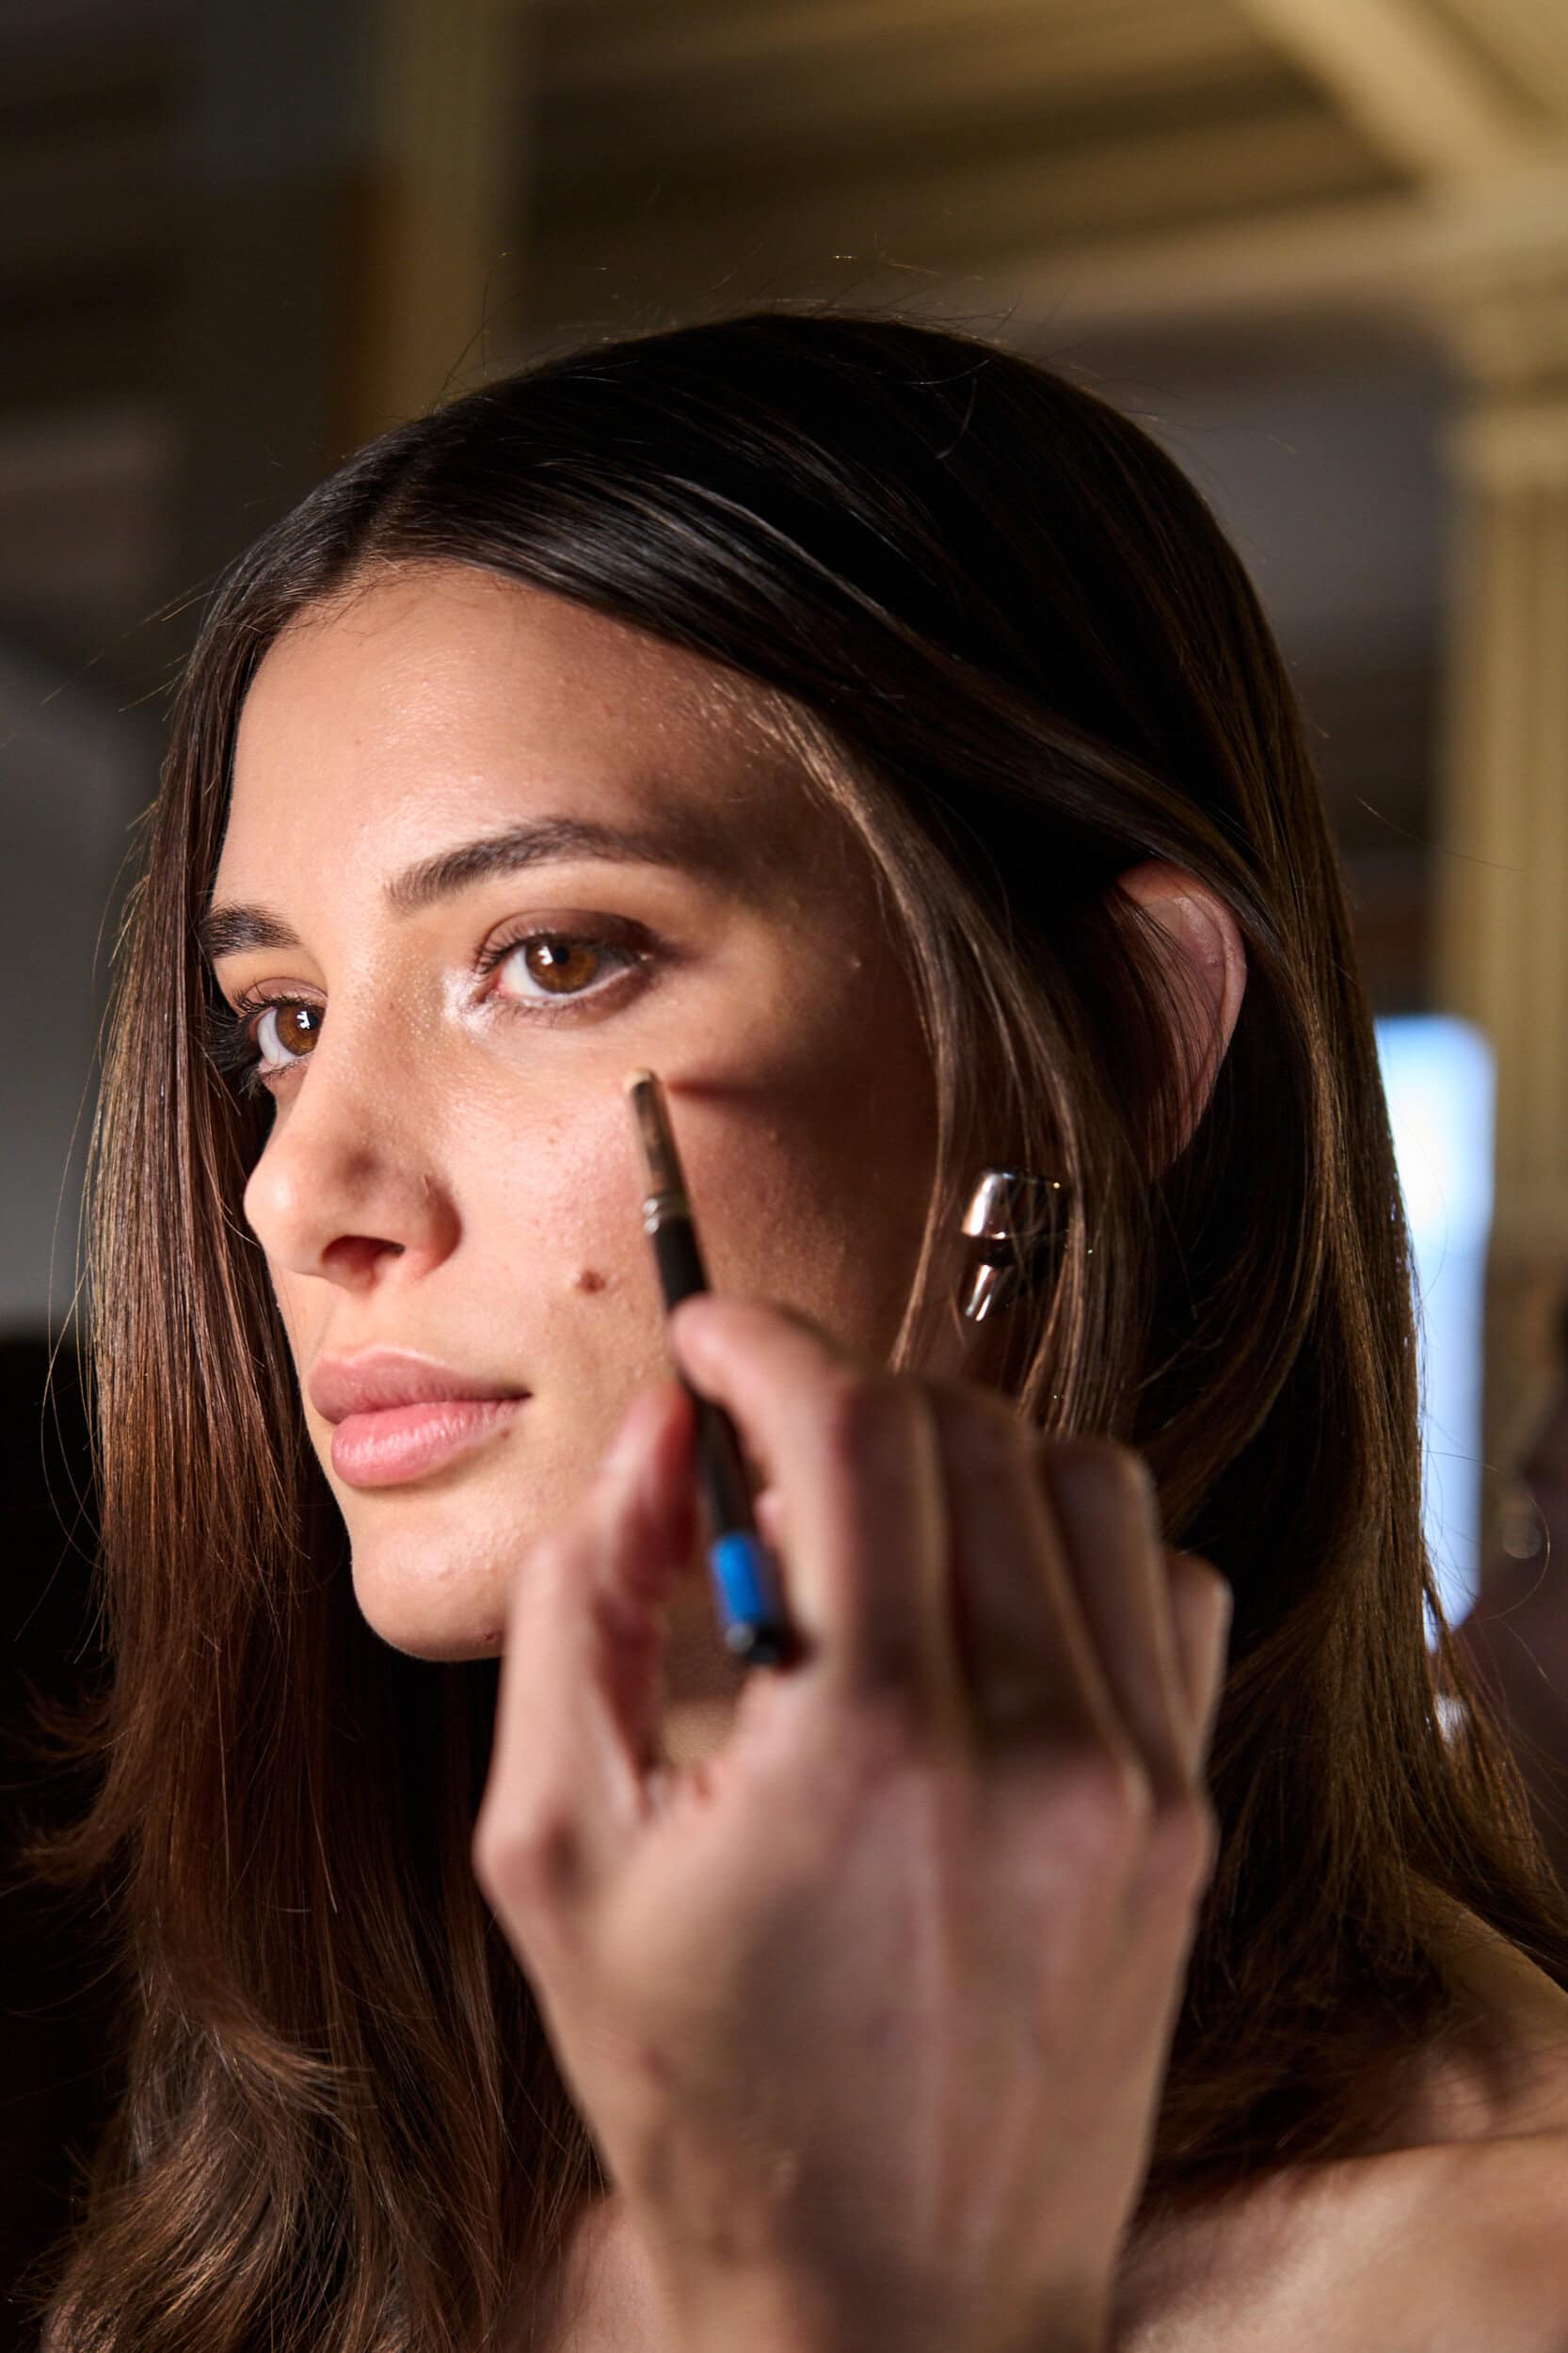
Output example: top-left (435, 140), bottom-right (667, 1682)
top-left (477, 907), bottom-right (651, 961)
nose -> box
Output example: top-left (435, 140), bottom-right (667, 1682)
top-left (242, 1032), bottom-right (459, 1294)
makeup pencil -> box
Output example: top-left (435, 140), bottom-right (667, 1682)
top-left (624, 1069), bottom-right (797, 1670)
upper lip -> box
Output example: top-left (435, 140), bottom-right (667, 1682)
top-left (308, 1350), bottom-right (529, 1426)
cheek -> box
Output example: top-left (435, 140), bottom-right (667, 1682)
top-left (456, 1086), bottom-right (656, 1328)
top-left (702, 1124), bottom-right (931, 1354)
top-left (450, 992), bottom-right (931, 1386)
top-left (664, 1000), bottom-right (936, 1353)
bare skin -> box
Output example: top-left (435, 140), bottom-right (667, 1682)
top-left (216, 562), bottom-right (943, 1738)
top-left (526, 1903), bottom-right (1568, 2353)
top-left (212, 563), bottom-right (1568, 2351)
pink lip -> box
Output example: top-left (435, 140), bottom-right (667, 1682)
top-left (329, 1396), bottom-right (526, 1488)
top-left (309, 1346), bottom-right (528, 1424)
top-left (309, 1347), bottom-right (530, 1490)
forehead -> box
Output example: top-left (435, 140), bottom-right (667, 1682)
top-left (219, 563), bottom-right (822, 895)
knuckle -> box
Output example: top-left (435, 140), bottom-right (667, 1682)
top-left (945, 1385), bottom-right (1032, 1470)
top-left (1044, 1435), bottom-right (1157, 1509)
top-left (841, 1685), bottom-right (929, 1780)
top-left (768, 1299), bottom-right (842, 1348)
top-left (519, 1531), bottom-right (582, 1598)
top-left (1053, 1744), bottom-right (1155, 1858)
top-left (1142, 1787), bottom-right (1221, 1903)
top-left (472, 1798), bottom-right (584, 1913)
top-left (1166, 1551), bottom-right (1235, 1695)
top-left (816, 1368), bottom-right (907, 1468)
top-left (1172, 1549), bottom-right (1232, 1624)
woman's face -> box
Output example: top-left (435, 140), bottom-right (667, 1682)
top-left (210, 563), bottom-right (937, 1694)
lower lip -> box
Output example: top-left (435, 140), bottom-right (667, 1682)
top-left (329, 1397), bottom-right (527, 1488)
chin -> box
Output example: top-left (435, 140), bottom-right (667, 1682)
top-left (328, 1442), bottom-right (582, 1663)
top-left (348, 1548), bottom-right (514, 1663)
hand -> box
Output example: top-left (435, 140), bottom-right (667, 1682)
top-left (473, 1297), bottom-right (1230, 2353)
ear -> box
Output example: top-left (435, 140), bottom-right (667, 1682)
top-left (1112, 861), bottom-right (1247, 1172)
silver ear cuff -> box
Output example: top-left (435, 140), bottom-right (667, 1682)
top-left (955, 1168), bottom-right (1066, 1323)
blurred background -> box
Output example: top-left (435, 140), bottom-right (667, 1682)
top-left (5, 0), bottom-right (1568, 2335)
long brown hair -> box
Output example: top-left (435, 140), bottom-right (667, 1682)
top-left (46, 311), bottom-right (1566, 2351)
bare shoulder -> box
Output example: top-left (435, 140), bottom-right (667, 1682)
top-left (1114, 2129), bottom-right (1568, 2352)
top-left (1116, 1902), bottom-right (1568, 2349)
top-left (1391, 2129), bottom-right (1568, 2340)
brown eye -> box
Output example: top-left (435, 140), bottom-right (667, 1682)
top-left (521, 936), bottom-right (604, 995)
top-left (255, 1000), bottom-right (322, 1065)
top-left (494, 931), bottom-right (637, 1007)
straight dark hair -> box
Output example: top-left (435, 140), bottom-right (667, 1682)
top-left (47, 309), bottom-right (1566, 2353)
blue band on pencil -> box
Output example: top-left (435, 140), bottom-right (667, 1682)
top-left (709, 1529), bottom-right (779, 1633)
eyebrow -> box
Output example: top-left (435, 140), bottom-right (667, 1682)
top-left (199, 812), bottom-right (744, 966)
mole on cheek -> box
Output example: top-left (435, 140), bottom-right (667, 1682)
top-left (572, 1267), bottom-right (609, 1295)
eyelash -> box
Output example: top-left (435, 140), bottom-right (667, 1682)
top-left (202, 923), bottom-right (650, 1099)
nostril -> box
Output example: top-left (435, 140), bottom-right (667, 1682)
top-left (319, 1235), bottom-right (405, 1282)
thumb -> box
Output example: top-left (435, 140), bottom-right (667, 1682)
top-left (476, 1379), bottom-right (698, 1929)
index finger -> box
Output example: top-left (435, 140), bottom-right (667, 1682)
top-left (667, 1293), bottom-right (956, 1722)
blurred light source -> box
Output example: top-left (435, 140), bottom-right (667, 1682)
top-left (1375, 1015), bottom-right (1495, 1632)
